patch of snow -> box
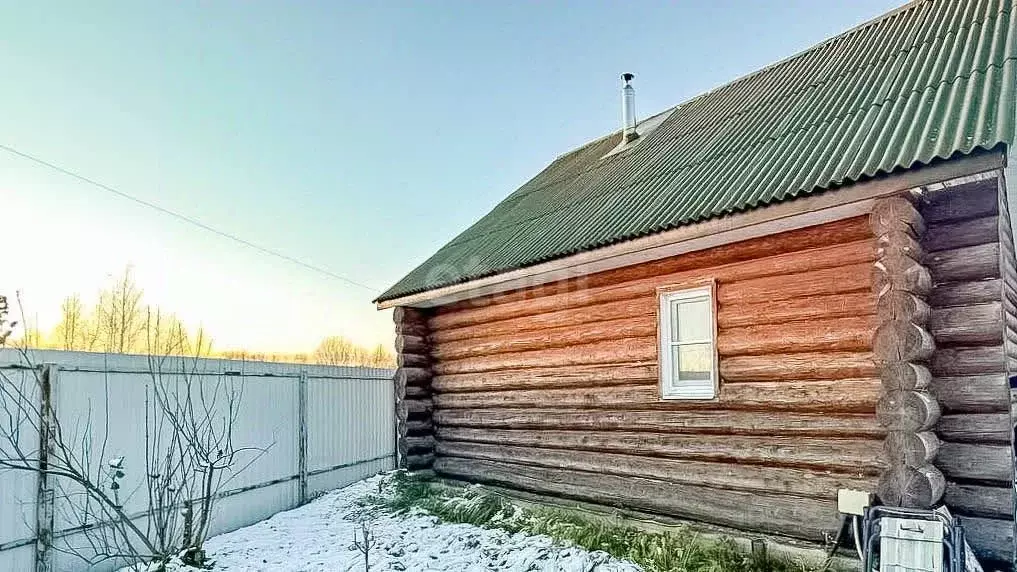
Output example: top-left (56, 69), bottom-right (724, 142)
top-left (126, 474), bottom-right (642, 571)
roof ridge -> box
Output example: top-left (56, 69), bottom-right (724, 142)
top-left (483, 1), bottom-right (1009, 212)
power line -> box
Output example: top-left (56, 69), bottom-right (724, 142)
top-left (0, 143), bottom-right (382, 293)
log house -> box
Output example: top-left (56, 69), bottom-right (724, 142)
top-left (377, 0), bottom-right (1017, 566)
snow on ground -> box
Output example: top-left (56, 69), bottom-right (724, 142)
top-left (164, 474), bottom-right (641, 571)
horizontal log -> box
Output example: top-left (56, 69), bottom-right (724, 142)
top-left (957, 516), bottom-right (1014, 564)
top-left (433, 218), bottom-right (873, 319)
top-left (395, 319), bottom-right (429, 337)
top-left (405, 453), bottom-right (434, 470)
top-left (717, 315), bottom-right (873, 356)
top-left (928, 302), bottom-right (1003, 345)
top-left (872, 254), bottom-right (932, 296)
top-left (433, 457), bottom-right (843, 541)
top-left (922, 180), bottom-right (998, 223)
top-left (929, 279), bottom-right (1001, 307)
top-left (395, 334), bottom-right (428, 354)
top-left (433, 408), bottom-right (885, 438)
top-left (923, 215), bottom-right (999, 252)
top-left (431, 297), bottom-right (655, 344)
top-left (718, 263), bottom-right (871, 306)
top-left (720, 351), bottom-right (876, 381)
top-left (405, 398), bottom-right (433, 417)
top-left (405, 386), bottom-right (430, 399)
top-left (927, 243), bottom-right (1001, 283)
top-left (718, 291), bottom-right (874, 329)
top-left (877, 291), bottom-right (930, 325)
top-left (397, 353), bottom-right (429, 368)
top-left (435, 441), bottom-right (878, 499)
top-left (431, 240), bottom-right (875, 330)
top-left (872, 320), bottom-right (935, 363)
top-left (876, 390), bottom-right (940, 432)
top-left (872, 196), bottom-right (926, 238)
top-left (432, 337), bottom-right (655, 375)
top-left (930, 346), bottom-right (1005, 376)
top-left (394, 306), bottom-right (429, 326)
top-left (931, 374), bottom-right (1009, 413)
top-left (875, 229), bottom-right (925, 262)
top-left (432, 362), bottom-right (656, 393)
top-left (395, 367), bottom-right (431, 387)
top-left (406, 419), bottom-right (432, 435)
top-left (936, 442), bottom-right (1012, 483)
top-left (433, 379), bottom-right (881, 413)
top-left (406, 435), bottom-right (434, 454)
top-left (435, 426), bottom-right (883, 473)
top-left (432, 315), bottom-right (655, 361)
top-left (879, 362), bottom-right (931, 391)
top-left (883, 430), bottom-right (939, 466)
top-left (936, 413), bottom-right (1012, 444)
top-left (944, 483), bottom-right (1014, 519)
top-left (877, 464), bottom-right (944, 508)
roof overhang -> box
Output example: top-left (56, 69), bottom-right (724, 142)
top-left (377, 150), bottom-right (1006, 310)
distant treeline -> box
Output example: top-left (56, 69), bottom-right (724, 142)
top-left (14, 267), bottom-right (395, 368)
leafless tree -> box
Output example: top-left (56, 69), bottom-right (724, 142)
top-left (96, 266), bottom-right (145, 354)
top-left (0, 294), bottom-right (268, 569)
top-left (352, 520), bottom-right (375, 571)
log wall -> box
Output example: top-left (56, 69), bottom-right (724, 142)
top-left (393, 307), bottom-right (436, 470)
top-left (921, 177), bottom-right (1015, 564)
top-left (425, 217), bottom-right (884, 542)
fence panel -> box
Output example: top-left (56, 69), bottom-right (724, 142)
top-left (0, 349), bottom-right (394, 572)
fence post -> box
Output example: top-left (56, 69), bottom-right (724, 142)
top-left (34, 363), bottom-right (57, 572)
top-left (297, 370), bottom-right (308, 505)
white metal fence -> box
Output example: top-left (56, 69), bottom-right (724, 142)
top-left (0, 349), bottom-right (395, 572)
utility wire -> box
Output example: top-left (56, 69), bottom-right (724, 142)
top-left (0, 143), bottom-right (382, 293)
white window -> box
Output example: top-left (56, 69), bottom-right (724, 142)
top-left (658, 284), bottom-right (717, 400)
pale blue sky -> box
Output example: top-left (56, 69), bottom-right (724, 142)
top-left (1, 0), bottom-right (901, 352)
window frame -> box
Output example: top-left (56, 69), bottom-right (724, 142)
top-left (656, 281), bottom-right (719, 400)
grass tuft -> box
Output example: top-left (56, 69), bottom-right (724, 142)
top-left (374, 471), bottom-right (839, 572)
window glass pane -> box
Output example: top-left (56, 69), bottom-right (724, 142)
top-left (672, 343), bottom-right (712, 381)
top-left (672, 297), bottom-right (711, 342)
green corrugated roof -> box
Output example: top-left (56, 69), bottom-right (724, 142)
top-left (377, 0), bottom-right (1017, 303)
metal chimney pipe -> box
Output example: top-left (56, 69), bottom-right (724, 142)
top-left (621, 73), bottom-right (638, 142)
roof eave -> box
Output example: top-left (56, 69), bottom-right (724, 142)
top-left (376, 149), bottom-right (1006, 310)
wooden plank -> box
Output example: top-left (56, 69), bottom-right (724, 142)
top-left (944, 483), bottom-right (1013, 519)
top-left (432, 315), bottom-right (655, 361)
top-left (929, 279), bottom-right (1002, 307)
top-left (936, 413), bottom-right (1011, 443)
top-left (433, 457), bottom-right (843, 542)
top-left (956, 516), bottom-right (1014, 564)
top-left (926, 243), bottom-right (1000, 283)
top-left (936, 442), bottom-right (1012, 483)
top-left (922, 180), bottom-right (999, 223)
top-left (930, 346), bottom-right (1005, 376)
top-left (432, 379), bottom-right (881, 413)
top-left (432, 362), bottom-right (656, 393)
top-left (923, 216), bottom-right (1000, 252)
top-left (433, 218), bottom-right (874, 317)
top-left (717, 315), bottom-right (874, 356)
top-left (720, 351), bottom-right (876, 381)
top-left (432, 337), bottom-right (656, 375)
top-left (435, 426), bottom-right (883, 473)
top-left (433, 408), bottom-right (885, 438)
top-left (718, 291), bottom-right (874, 329)
top-left (430, 240), bottom-right (874, 330)
top-left (931, 374), bottom-right (1009, 413)
top-left (928, 302), bottom-right (1004, 345)
top-left (435, 441), bottom-right (878, 499)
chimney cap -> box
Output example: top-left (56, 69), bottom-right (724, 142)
top-left (621, 73), bottom-right (635, 84)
